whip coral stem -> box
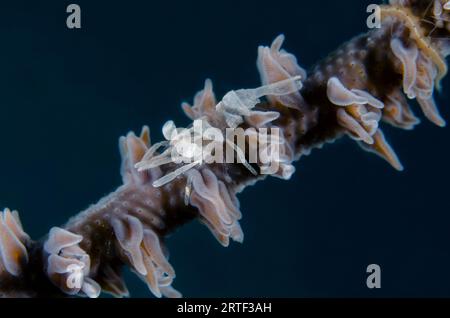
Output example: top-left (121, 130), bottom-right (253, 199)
top-left (0, 0), bottom-right (449, 297)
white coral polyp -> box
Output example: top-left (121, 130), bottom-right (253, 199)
top-left (43, 227), bottom-right (100, 298)
top-left (390, 38), bottom-right (446, 127)
top-left (326, 77), bottom-right (385, 144)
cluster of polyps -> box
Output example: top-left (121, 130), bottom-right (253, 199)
top-left (111, 215), bottom-right (179, 298)
top-left (0, 208), bottom-right (29, 278)
top-left (390, 37), bottom-right (445, 127)
top-left (43, 227), bottom-right (100, 298)
top-left (322, 1), bottom-right (450, 173)
top-left (327, 77), bottom-right (385, 145)
top-left (325, 76), bottom-right (407, 171)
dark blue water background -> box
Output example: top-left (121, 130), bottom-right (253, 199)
top-left (0, 0), bottom-right (449, 297)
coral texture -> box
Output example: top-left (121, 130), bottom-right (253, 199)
top-left (0, 0), bottom-right (449, 297)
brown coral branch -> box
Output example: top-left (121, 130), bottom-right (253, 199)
top-left (0, 0), bottom-right (449, 297)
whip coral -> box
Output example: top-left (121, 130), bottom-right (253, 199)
top-left (0, 0), bottom-right (449, 297)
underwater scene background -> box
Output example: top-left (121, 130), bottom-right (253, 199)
top-left (0, 0), bottom-right (449, 297)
